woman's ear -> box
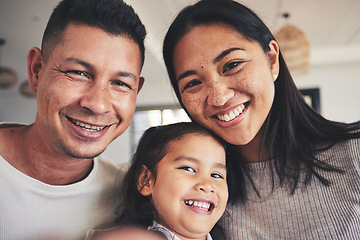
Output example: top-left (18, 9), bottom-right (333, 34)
top-left (137, 165), bottom-right (155, 196)
top-left (27, 47), bottom-right (44, 93)
top-left (267, 40), bottom-right (280, 82)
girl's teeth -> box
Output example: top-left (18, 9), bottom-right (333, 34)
top-left (185, 200), bottom-right (212, 211)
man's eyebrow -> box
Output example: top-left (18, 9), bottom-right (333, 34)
top-left (65, 57), bottom-right (137, 80)
top-left (213, 47), bottom-right (245, 63)
top-left (116, 71), bottom-right (137, 80)
top-left (65, 58), bottom-right (93, 70)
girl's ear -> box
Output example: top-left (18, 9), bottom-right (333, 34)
top-left (27, 47), bottom-right (44, 93)
top-left (137, 165), bottom-right (155, 196)
top-left (267, 40), bottom-right (280, 82)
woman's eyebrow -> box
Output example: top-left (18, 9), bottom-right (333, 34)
top-left (177, 47), bottom-right (245, 82)
top-left (177, 70), bottom-right (197, 82)
top-left (213, 47), bottom-right (245, 63)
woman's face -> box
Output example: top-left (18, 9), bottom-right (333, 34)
top-left (173, 24), bottom-right (279, 146)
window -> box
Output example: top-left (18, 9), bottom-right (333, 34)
top-left (131, 106), bottom-right (191, 152)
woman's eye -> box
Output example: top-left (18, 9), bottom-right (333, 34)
top-left (179, 166), bottom-right (196, 173)
top-left (183, 79), bottom-right (202, 91)
top-left (211, 173), bottom-right (224, 179)
top-left (222, 61), bottom-right (242, 74)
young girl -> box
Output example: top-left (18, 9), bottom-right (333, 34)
top-left (116, 122), bottom-right (229, 240)
top-left (163, 0), bottom-right (360, 239)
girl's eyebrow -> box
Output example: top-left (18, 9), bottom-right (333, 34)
top-left (176, 47), bottom-right (245, 82)
top-left (174, 156), bottom-right (227, 171)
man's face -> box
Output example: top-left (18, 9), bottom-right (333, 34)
top-left (30, 24), bottom-right (144, 159)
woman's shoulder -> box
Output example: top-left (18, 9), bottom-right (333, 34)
top-left (316, 135), bottom-right (360, 168)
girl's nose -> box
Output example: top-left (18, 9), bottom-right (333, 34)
top-left (79, 81), bottom-right (112, 114)
top-left (195, 178), bottom-right (215, 193)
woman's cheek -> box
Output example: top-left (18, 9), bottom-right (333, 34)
top-left (182, 95), bottom-right (202, 112)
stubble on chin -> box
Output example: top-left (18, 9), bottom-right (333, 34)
top-left (58, 141), bottom-right (106, 160)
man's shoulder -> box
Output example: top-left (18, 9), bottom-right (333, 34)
top-left (97, 155), bottom-right (129, 176)
top-left (0, 123), bottom-right (28, 159)
top-left (0, 122), bottom-right (26, 129)
top-left (0, 122), bottom-right (27, 137)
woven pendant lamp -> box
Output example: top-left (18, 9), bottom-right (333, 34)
top-left (274, 14), bottom-right (310, 75)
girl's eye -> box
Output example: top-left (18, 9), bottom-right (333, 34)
top-left (179, 166), bottom-right (196, 173)
top-left (222, 61), bottom-right (243, 75)
top-left (211, 173), bottom-right (224, 179)
top-left (182, 79), bottom-right (202, 91)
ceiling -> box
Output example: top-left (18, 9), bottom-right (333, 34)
top-left (1, 0), bottom-right (360, 96)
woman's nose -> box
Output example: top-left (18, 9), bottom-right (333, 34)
top-left (79, 81), bottom-right (112, 114)
top-left (206, 78), bottom-right (234, 106)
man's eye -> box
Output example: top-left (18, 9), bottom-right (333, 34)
top-left (179, 166), bottom-right (196, 172)
top-left (112, 80), bottom-right (131, 89)
top-left (65, 70), bottom-right (91, 79)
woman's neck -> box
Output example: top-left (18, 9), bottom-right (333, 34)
top-left (235, 128), bottom-right (269, 163)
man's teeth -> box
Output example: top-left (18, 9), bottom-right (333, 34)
top-left (73, 120), bottom-right (106, 131)
top-left (185, 200), bottom-right (212, 211)
top-left (217, 104), bottom-right (246, 122)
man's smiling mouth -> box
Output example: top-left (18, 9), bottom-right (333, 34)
top-left (68, 117), bottom-right (107, 131)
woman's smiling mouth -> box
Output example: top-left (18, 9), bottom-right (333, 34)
top-left (217, 103), bottom-right (248, 122)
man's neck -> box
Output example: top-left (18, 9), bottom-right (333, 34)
top-left (0, 124), bottom-right (94, 185)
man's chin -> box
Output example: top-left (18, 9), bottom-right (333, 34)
top-left (62, 146), bottom-right (106, 159)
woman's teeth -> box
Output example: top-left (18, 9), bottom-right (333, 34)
top-left (217, 104), bottom-right (246, 122)
top-left (71, 119), bottom-right (106, 131)
top-left (185, 200), bottom-right (212, 211)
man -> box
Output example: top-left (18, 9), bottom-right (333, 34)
top-left (0, 0), bottom-right (146, 239)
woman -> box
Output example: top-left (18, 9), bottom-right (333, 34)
top-left (162, 0), bottom-right (360, 239)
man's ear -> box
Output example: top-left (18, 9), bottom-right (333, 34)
top-left (137, 76), bottom-right (145, 94)
top-left (137, 165), bottom-right (154, 196)
top-left (27, 47), bottom-right (44, 93)
top-left (267, 40), bottom-right (280, 82)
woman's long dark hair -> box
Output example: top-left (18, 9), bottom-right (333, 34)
top-left (116, 122), bottom-right (227, 238)
top-left (163, 0), bottom-right (360, 203)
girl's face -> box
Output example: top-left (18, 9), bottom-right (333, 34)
top-left (173, 24), bottom-right (279, 147)
top-left (141, 133), bottom-right (228, 240)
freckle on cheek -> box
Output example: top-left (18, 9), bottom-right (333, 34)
top-left (184, 98), bottom-right (201, 111)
